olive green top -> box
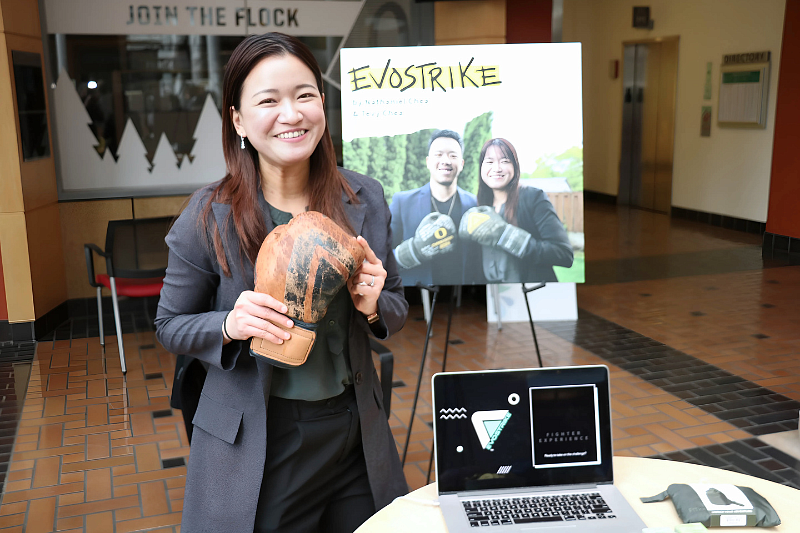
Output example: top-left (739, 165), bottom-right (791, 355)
top-left (265, 203), bottom-right (354, 401)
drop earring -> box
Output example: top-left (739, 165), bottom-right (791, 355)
top-left (240, 135), bottom-right (246, 149)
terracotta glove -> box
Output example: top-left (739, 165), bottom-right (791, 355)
top-left (250, 211), bottom-right (365, 368)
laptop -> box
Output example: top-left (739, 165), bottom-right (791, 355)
top-left (432, 365), bottom-right (647, 532)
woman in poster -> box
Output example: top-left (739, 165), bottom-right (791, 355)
top-left (155, 33), bottom-right (407, 533)
top-left (468, 138), bottom-right (574, 283)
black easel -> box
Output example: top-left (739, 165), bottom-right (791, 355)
top-left (522, 282), bottom-right (547, 368)
top-left (401, 284), bottom-right (457, 467)
top-left (424, 287), bottom-right (457, 483)
top-left (406, 283), bottom-right (548, 482)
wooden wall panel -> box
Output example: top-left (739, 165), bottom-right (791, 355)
top-left (59, 196), bottom-right (187, 301)
top-left (0, 212), bottom-right (34, 321)
top-left (0, 242), bottom-right (7, 320)
top-left (133, 195), bottom-right (190, 219)
top-left (435, 0), bottom-right (506, 45)
top-left (2, 29), bottom-right (64, 319)
top-left (0, 0), bottom-right (42, 38)
top-left (0, 35), bottom-right (23, 214)
top-left (59, 200), bottom-right (133, 300)
top-left (5, 33), bottom-right (57, 213)
top-left (26, 203), bottom-right (67, 318)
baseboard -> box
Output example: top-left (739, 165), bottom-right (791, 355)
top-left (582, 192), bottom-right (766, 236)
top-left (671, 206), bottom-right (766, 235)
top-left (35, 301), bottom-right (70, 340)
top-left (583, 190), bottom-right (617, 204)
top-left (0, 300), bottom-right (72, 343)
top-left (0, 294), bottom-right (160, 342)
top-left (0, 321), bottom-right (34, 344)
top-left (762, 231), bottom-right (800, 259)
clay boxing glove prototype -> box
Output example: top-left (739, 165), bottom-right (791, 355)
top-left (459, 206), bottom-right (531, 258)
top-left (250, 211), bottom-right (366, 368)
top-left (394, 212), bottom-right (457, 270)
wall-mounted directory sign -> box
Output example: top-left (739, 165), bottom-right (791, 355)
top-left (718, 51), bottom-right (771, 128)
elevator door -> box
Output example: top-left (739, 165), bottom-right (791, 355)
top-left (618, 39), bottom-right (678, 213)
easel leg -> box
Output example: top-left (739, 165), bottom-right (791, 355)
top-left (421, 288), bottom-right (433, 337)
top-left (490, 284), bottom-right (503, 331)
top-left (402, 286), bottom-right (440, 466)
top-left (426, 287), bottom-right (457, 484)
top-left (522, 283), bottom-right (547, 368)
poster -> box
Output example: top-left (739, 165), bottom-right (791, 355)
top-left (340, 43), bottom-right (585, 286)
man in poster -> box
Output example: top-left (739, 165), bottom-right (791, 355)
top-left (390, 130), bottom-right (481, 286)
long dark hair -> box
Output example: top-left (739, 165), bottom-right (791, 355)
top-left (201, 32), bottom-right (357, 276)
top-left (476, 138), bottom-right (521, 225)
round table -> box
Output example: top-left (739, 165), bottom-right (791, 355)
top-left (357, 456), bottom-right (798, 531)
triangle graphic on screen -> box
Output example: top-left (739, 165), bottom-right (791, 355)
top-left (471, 410), bottom-right (511, 450)
top-left (484, 420), bottom-right (502, 436)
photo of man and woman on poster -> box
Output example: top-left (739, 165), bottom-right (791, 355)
top-left (340, 43), bottom-right (585, 287)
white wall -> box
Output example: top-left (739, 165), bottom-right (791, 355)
top-left (563, 0), bottom-right (786, 222)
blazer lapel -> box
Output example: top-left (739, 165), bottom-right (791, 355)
top-left (211, 201), bottom-right (259, 289)
top-left (342, 179), bottom-right (366, 236)
top-left (211, 202), bottom-right (234, 266)
top-left (417, 183), bottom-right (432, 217)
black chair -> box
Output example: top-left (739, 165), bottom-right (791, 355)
top-left (84, 216), bottom-right (172, 373)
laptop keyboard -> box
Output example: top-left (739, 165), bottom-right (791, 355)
top-left (462, 493), bottom-right (615, 527)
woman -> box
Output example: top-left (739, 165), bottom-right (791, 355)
top-left (155, 33), bottom-right (408, 533)
top-left (475, 138), bottom-right (573, 282)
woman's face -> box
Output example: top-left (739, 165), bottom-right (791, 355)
top-left (232, 54), bottom-right (325, 172)
top-left (481, 145), bottom-right (515, 191)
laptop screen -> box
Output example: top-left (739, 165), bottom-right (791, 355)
top-left (433, 365), bottom-right (614, 494)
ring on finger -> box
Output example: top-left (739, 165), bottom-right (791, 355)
top-left (369, 275), bottom-right (375, 287)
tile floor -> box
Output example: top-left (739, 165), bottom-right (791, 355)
top-left (0, 201), bottom-right (798, 532)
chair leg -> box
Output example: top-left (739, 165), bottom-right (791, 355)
top-left (109, 277), bottom-right (127, 374)
top-left (96, 287), bottom-right (105, 346)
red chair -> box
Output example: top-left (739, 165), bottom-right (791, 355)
top-left (84, 216), bottom-right (172, 373)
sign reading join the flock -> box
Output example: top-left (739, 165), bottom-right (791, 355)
top-left (341, 43), bottom-right (585, 287)
top-left (44, 0), bottom-right (361, 36)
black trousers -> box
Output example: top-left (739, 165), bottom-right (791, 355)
top-left (253, 386), bottom-right (376, 533)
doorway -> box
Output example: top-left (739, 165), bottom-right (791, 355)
top-left (618, 37), bottom-right (679, 213)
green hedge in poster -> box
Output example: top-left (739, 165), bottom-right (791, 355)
top-left (521, 146), bottom-right (584, 192)
top-left (342, 112), bottom-right (493, 202)
top-left (401, 128), bottom-right (434, 194)
top-left (343, 137), bottom-right (370, 176)
top-left (461, 112), bottom-right (493, 195)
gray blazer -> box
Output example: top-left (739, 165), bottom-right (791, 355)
top-left (155, 169), bottom-right (409, 533)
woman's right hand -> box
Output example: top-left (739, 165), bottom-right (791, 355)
top-left (222, 291), bottom-right (293, 345)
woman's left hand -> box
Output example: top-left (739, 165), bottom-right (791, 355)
top-left (349, 235), bottom-right (385, 318)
